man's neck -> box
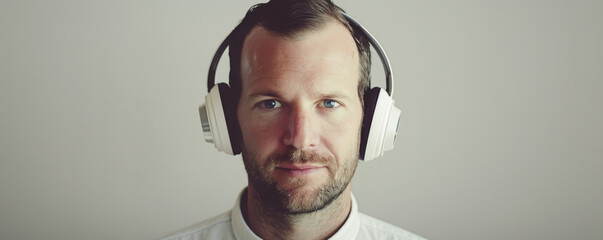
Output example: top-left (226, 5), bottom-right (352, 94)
top-left (242, 186), bottom-right (352, 240)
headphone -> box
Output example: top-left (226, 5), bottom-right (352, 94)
top-left (199, 12), bottom-right (401, 161)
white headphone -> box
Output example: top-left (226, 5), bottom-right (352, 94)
top-left (199, 12), bottom-right (401, 161)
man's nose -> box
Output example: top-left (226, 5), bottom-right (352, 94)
top-left (283, 106), bottom-right (318, 149)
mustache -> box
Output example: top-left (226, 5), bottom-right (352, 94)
top-left (269, 148), bottom-right (334, 164)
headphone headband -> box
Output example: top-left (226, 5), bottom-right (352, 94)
top-left (207, 11), bottom-right (394, 96)
top-left (340, 12), bottom-right (394, 96)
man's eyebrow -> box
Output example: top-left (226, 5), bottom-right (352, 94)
top-left (247, 89), bottom-right (283, 99)
top-left (320, 92), bottom-right (354, 100)
top-left (247, 89), bottom-right (356, 100)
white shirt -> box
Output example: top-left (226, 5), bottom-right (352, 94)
top-left (160, 190), bottom-right (427, 240)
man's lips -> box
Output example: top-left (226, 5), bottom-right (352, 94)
top-left (276, 163), bottom-right (323, 170)
top-left (275, 164), bottom-right (325, 177)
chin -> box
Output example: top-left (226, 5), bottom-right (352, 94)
top-left (277, 179), bottom-right (347, 215)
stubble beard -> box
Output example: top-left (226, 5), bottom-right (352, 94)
top-left (242, 147), bottom-right (358, 215)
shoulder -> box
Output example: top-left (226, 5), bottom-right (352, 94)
top-left (158, 211), bottom-right (235, 240)
top-left (357, 212), bottom-right (428, 240)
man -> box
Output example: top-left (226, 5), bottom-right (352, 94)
top-left (162, 0), bottom-right (426, 239)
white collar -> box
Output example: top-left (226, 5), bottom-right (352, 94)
top-left (231, 188), bottom-right (360, 240)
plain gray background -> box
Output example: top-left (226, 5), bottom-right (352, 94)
top-left (1, 0), bottom-right (602, 239)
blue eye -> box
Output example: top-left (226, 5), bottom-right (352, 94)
top-left (262, 100), bottom-right (281, 109)
top-left (322, 99), bottom-right (340, 108)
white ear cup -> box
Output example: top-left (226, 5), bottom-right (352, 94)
top-left (363, 88), bottom-right (401, 161)
top-left (199, 85), bottom-right (235, 155)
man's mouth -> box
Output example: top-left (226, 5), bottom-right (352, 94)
top-left (275, 164), bottom-right (325, 177)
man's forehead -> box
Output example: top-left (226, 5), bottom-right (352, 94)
top-left (251, 17), bottom-right (349, 40)
top-left (241, 21), bottom-right (359, 77)
top-left (242, 20), bottom-right (356, 55)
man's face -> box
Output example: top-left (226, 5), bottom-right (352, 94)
top-left (237, 21), bottom-right (363, 214)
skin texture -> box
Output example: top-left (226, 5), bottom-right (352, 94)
top-left (237, 19), bottom-right (364, 240)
